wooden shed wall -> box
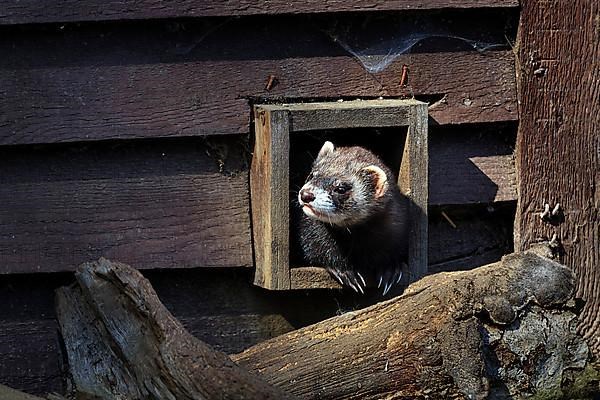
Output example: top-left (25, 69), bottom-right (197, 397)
top-left (0, 3), bottom-right (520, 395)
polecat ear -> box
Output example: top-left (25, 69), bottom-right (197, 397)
top-left (317, 141), bottom-right (335, 160)
top-left (362, 165), bottom-right (388, 199)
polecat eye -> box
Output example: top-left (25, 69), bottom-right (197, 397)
top-left (334, 183), bottom-right (351, 194)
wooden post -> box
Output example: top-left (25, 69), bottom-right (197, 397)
top-left (250, 107), bottom-right (291, 290)
top-left (515, 0), bottom-right (600, 355)
top-left (399, 102), bottom-right (429, 282)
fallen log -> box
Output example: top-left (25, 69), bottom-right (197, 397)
top-left (56, 250), bottom-right (596, 399)
top-left (55, 258), bottom-right (294, 400)
top-left (233, 248), bottom-right (592, 399)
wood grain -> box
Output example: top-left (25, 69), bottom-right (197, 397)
top-left (429, 123), bottom-right (517, 205)
top-left (515, 0), bottom-right (600, 356)
top-left (0, 268), bottom-right (360, 396)
top-left (251, 108), bottom-right (291, 289)
top-left (0, 0), bottom-right (519, 25)
top-left (397, 102), bottom-right (429, 281)
top-left (0, 273), bottom-right (71, 396)
top-left (235, 252), bottom-right (586, 399)
top-left (0, 138), bottom-right (253, 274)
top-left (0, 18), bottom-right (517, 145)
top-left (56, 258), bottom-right (294, 399)
top-left (282, 99), bottom-right (414, 131)
top-left (0, 124), bottom-right (516, 275)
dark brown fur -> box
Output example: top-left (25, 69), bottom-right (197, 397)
top-left (295, 142), bottom-right (409, 294)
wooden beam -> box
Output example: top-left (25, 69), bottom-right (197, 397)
top-left (398, 102), bottom-right (429, 281)
top-left (282, 99), bottom-right (414, 131)
top-left (515, 0), bottom-right (600, 356)
top-left (0, 18), bottom-right (517, 145)
top-left (250, 108), bottom-right (291, 289)
top-left (0, 0), bottom-right (520, 25)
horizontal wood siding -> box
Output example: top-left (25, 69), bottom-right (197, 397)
top-left (0, 19), bottom-right (516, 145)
top-left (0, 1), bottom-right (519, 25)
top-left (0, 3), bottom-right (521, 396)
top-left (0, 126), bottom-right (514, 274)
top-left (0, 138), bottom-right (253, 273)
top-left (429, 123), bottom-right (516, 205)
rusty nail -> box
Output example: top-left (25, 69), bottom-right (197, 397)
top-left (400, 65), bottom-right (409, 86)
top-left (265, 74), bottom-right (277, 91)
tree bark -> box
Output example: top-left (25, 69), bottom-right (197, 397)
top-left (57, 251), bottom-right (595, 400)
top-left (515, 0), bottom-right (600, 357)
top-left (234, 248), bottom-right (592, 399)
top-left (55, 258), bottom-right (294, 400)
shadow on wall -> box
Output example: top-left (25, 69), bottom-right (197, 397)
top-left (429, 122), bottom-right (517, 205)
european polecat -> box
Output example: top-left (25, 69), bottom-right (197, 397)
top-left (296, 141), bottom-right (409, 295)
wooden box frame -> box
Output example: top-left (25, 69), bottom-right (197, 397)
top-left (250, 99), bottom-right (428, 290)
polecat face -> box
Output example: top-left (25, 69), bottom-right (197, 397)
top-left (298, 141), bottom-right (390, 227)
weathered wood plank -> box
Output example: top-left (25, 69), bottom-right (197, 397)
top-left (428, 203), bottom-right (515, 274)
top-left (282, 99), bottom-right (414, 131)
top-left (0, 123), bottom-right (515, 275)
top-left (0, 19), bottom-right (517, 145)
top-left (251, 108), bottom-right (291, 289)
top-left (0, 138), bottom-right (253, 274)
top-left (290, 267), bottom-right (341, 290)
top-left (402, 102), bottom-right (429, 281)
top-left (0, 321), bottom-right (64, 395)
top-left (515, 0), bottom-right (600, 356)
top-left (429, 123), bottom-right (517, 205)
top-left (0, 0), bottom-right (520, 25)
top-left (0, 273), bottom-right (71, 396)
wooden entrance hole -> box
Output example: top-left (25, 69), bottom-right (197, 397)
top-left (250, 99), bottom-right (428, 290)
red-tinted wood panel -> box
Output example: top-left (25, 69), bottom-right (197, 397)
top-left (0, 0), bottom-right (519, 25)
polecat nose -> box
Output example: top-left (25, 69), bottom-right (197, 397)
top-left (300, 189), bottom-right (315, 203)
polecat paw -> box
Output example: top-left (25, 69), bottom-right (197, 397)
top-left (378, 264), bottom-right (403, 296)
top-left (328, 268), bottom-right (365, 294)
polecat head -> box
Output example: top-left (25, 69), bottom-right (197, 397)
top-left (298, 141), bottom-right (392, 227)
